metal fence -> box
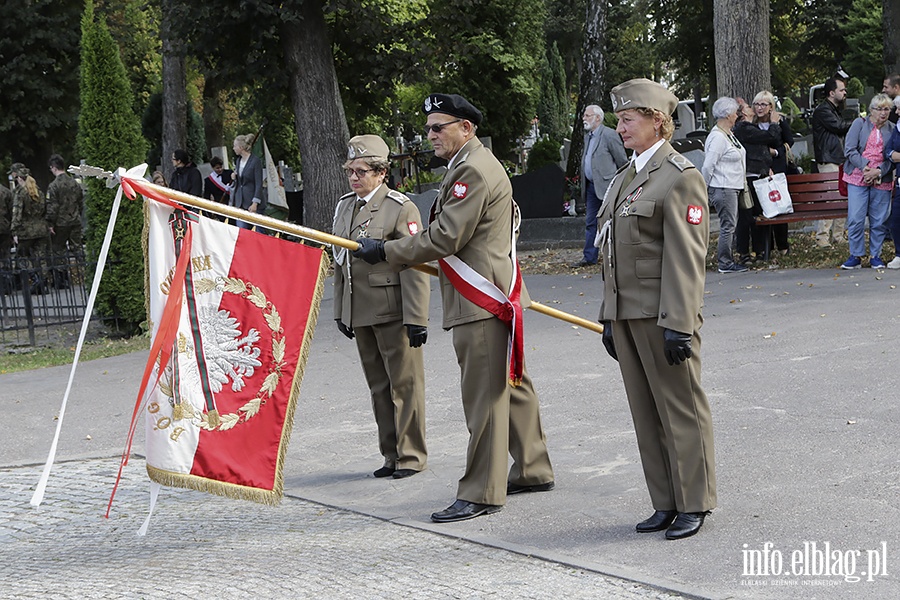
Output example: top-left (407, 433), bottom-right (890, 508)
top-left (0, 252), bottom-right (94, 347)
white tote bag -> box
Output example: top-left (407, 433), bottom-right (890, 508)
top-left (753, 173), bottom-right (794, 218)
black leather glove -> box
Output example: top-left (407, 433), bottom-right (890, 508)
top-left (406, 324), bottom-right (427, 348)
top-left (336, 319), bottom-right (354, 340)
top-left (663, 328), bottom-right (692, 366)
top-left (352, 238), bottom-right (386, 264)
top-left (601, 321), bottom-right (617, 361)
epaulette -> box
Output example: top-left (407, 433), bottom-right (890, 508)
top-left (386, 189), bottom-right (409, 204)
top-left (667, 153), bottom-right (695, 172)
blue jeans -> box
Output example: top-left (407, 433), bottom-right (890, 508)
top-left (708, 187), bottom-right (738, 268)
top-left (582, 180), bottom-right (600, 263)
top-left (846, 184), bottom-right (891, 258)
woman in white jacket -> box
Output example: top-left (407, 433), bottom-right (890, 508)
top-left (702, 97), bottom-right (748, 273)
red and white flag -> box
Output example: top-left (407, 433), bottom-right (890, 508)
top-left (138, 200), bottom-right (326, 504)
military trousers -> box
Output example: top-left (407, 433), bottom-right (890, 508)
top-left (354, 320), bottom-right (427, 471)
top-left (612, 318), bottom-right (716, 513)
top-left (452, 317), bottom-right (554, 506)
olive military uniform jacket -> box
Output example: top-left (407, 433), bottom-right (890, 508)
top-left (384, 138), bottom-right (529, 329)
top-left (47, 173), bottom-right (84, 229)
top-left (11, 186), bottom-right (48, 241)
top-left (333, 184), bottom-right (429, 328)
top-left (597, 141), bottom-right (708, 335)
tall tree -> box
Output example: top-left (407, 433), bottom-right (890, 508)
top-left (0, 0), bottom-right (82, 180)
top-left (537, 42), bottom-right (570, 141)
top-left (160, 0), bottom-right (187, 181)
top-left (427, 0), bottom-right (547, 158)
top-left (566, 0), bottom-right (607, 188)
top-left (840, 0), bottom-right (884, 89)
top-left (78, 0), bottom-right (148, 329)
top-left (887, 0), bottom-right (900, 75)
top-left (280, 0), bottom-right (350, 232)
top-left (713, 0), bottom-right (771, 100)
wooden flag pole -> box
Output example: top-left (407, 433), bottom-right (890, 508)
top-left (110, 174), bottom-right (604, 335)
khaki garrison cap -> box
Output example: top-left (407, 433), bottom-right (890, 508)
top-left (610, 78), bottom-right (678, 115)
top-left (347, 135), bottom-right (390, 161)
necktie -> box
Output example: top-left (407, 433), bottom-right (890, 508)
top-left (621, 162), bottom-right (637, 191)
top-left (352, 198), bottom-right (366, 220)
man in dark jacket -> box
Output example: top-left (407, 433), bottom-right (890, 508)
top-left (812, 78), bottom-right (854, 247)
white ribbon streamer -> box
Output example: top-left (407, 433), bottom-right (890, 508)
top-left (136, 481), bottom-right (161, 536)
top-left (30, 164), bottom-right (147, 507)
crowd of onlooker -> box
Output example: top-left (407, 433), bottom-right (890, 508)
top-left (702, 74), bottom-right (900, 273)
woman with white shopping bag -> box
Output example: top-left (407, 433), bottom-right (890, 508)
top-left (752, 91), bottom-right (794, 256)
top-left (840, 94), bottom-right (894, 270)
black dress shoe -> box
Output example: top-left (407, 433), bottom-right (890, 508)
top-left (431, 499), bottom-right (502, 523)
top-left (569, 260), bottom-right (597, 268)
top-left (373, 466), bottom-right (395, 478)
top-left (507, 481), bottom-right (555, 495)
top-left (391, 468), bottom-right (418, 479)
top-left (635, 510), bottom-right (677, 533)
top-left (665, 511), bottom-right (709, 540)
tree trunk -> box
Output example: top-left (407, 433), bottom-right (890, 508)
top-left (886, 0), bottom-right (900, 76)
top-left (567, 0), bottom-right (607, 211)
top-left (202, 74), bottom-right (226, 154)
top-left (160, 0), bottom-right (186, 180)
top-left (713, 0), bottom-right (770, 101)
top-left (280, 0), bottom-right (349, 233)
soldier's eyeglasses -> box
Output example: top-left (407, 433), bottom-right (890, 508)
top-left (345, 167), bottom-right (375, 178)
top-left (424, 119), bottom-right (462, 135)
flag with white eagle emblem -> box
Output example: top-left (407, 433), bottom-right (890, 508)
top-left (140, 200), bottom-right (327, 504)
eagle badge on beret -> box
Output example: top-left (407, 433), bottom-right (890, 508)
top-left (452, 182), bottom-right (468, 199)
top-left (347, 145), bottom-right (356, 159)
top-left (686, 205), bottom-right (703, 225)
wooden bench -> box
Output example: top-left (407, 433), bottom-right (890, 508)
top-left (754, 171), bottom-right (847, 259)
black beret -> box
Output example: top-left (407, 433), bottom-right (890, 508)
top-left (423, 94), bottom-right (483, 126)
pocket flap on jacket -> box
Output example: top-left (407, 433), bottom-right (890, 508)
top-left (367, 271), bottom-right (400, 287)
top-left (635, 258), bottom-right (662, 279)
top-left (627, 199), bottom-right (657, 218)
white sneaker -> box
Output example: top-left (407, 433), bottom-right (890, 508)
top-left (888, 256), bottom-right (900, 270)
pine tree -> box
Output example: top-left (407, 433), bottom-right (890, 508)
top-left (78, 0), bottom-right (149, 331)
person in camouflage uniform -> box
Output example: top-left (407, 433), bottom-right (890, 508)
top-left (0, 180), bottom-right (11, 263)
top-left (46, 154), bottom-right (84, 257)
top-left (10, 163), bottom-right (49, 263)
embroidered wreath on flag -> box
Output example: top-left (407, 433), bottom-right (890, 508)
top-left (158, 276), bottom-right (287, 432)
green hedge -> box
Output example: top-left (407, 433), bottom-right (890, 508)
top-left (77, 1), bottom-right (148, 332)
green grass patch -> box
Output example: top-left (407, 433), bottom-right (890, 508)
top-left (0, 336), bottom-right (150, 375)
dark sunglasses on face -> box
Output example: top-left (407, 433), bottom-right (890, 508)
top-left (424, 119), bottom-right (462, 135)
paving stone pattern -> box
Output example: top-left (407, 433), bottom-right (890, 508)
top-left (0, 460), bottom-right (687, 600)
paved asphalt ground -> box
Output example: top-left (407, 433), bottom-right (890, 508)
top-left (3, 267), bottom-right (898, 599)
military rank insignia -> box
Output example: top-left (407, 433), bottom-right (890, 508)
top-left (686, 205), bottom-right (703, 225)
top-left (452, 182), bottom-right (468, 198)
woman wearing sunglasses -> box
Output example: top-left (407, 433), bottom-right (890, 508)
top-left (331, 134), bottom-right (430, 480)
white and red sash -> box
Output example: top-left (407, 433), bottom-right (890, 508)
top-left (437, 206), bottom-right (525, 385)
